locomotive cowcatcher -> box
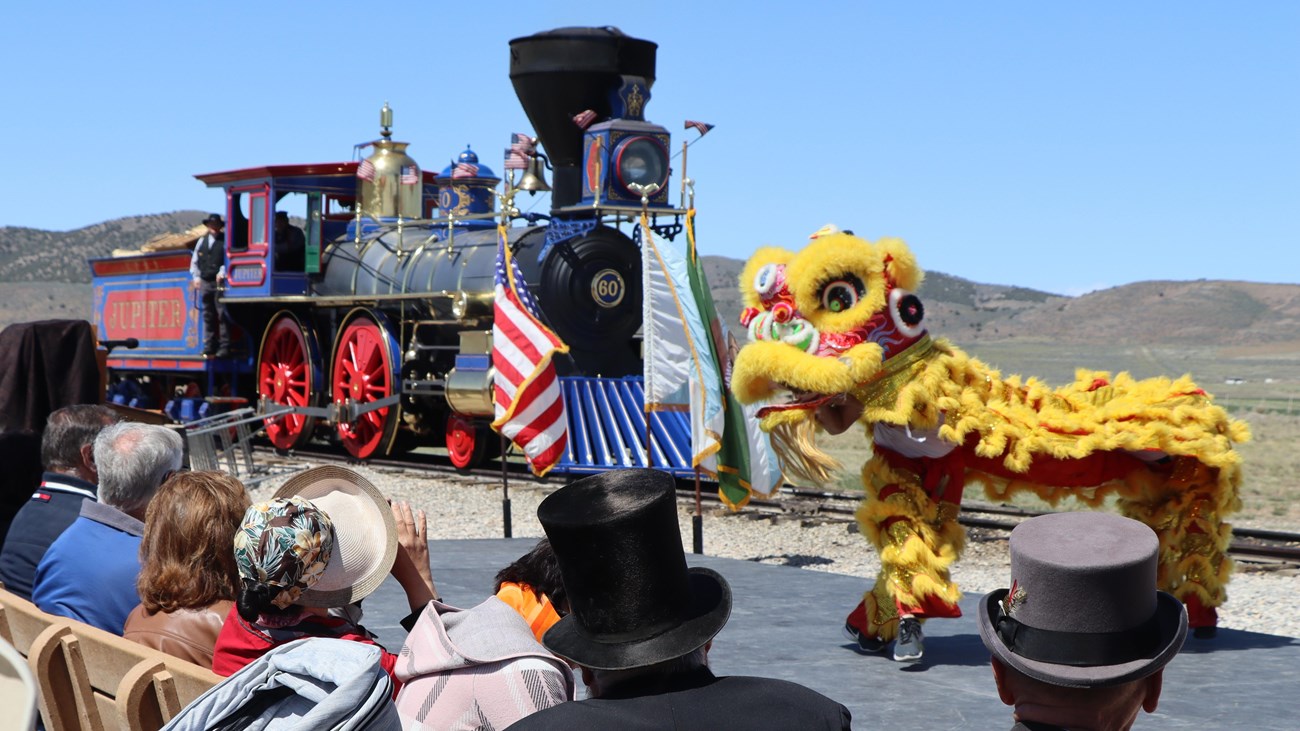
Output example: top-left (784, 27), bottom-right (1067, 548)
top-left (90, 27), bottom-right (699, 474)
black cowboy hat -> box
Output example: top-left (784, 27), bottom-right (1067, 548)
top-left (537, 468), bottom-right (732, 670)
top-left (201, 213), bottom-right (224, 227)
top-left (977, 512), bottom-right (1187, 688)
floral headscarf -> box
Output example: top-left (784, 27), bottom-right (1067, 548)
top-left (233, 496), bottom-right (334, 609)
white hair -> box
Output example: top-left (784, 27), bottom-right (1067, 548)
top-left (93, 423), bottom-right (184, 514)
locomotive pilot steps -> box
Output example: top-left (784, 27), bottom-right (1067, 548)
top-left (90, 27), bottom-right (697, 475)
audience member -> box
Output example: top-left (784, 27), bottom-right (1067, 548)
top-left (123, 471), bottom-right (251, 668)
top-left (0, 404), bottom-right (118, 599)
top-left (977, 512), bottom-right (1188, 731)
top-left (394, 596), bottom-right (573, 728)
top-left (211, 466), bottom-right (435, 689)
top-left (494, 537), bottom-right (568, 643)
top-left (508, 468), bottom-right (853, 730)
top-left (31, 423), bottom-right (183, 633)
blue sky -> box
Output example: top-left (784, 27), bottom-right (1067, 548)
top-left (2, 1), bottom-right (1296, 295)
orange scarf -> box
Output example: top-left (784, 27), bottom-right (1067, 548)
top-left (495, 582), bottom-right (561, 643)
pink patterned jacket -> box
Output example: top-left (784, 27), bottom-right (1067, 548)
top-left (395, 597), bottom-right (574, 730)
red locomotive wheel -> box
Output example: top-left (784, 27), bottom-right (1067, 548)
top-left (332, 316), bottom-right (398, 460)
top-left (258, 314), bottom-right (318, 451)
top-left (446, 414), bottom-right (483, 470)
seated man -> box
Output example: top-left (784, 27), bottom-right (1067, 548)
top-left (32, 422), bottom-right (183, 634)
top-left (0, 405), bottom-right (118, 600)
top-left (273, 211), bottom-right (306, 272)
top-left (978, 512), bottom-right (1187, 731)
top-left (509, 468), bottom-right (852, 730)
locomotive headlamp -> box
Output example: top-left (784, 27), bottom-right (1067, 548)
top-left (614, 136), bottom-right (669, 196)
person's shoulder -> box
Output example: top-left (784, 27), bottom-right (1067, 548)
top-left (504, 701), bottom-right (588, 730)
top-left (712, 676), bottom-right (851, 722)
top-left (716, 674), bottom-right (837, 697)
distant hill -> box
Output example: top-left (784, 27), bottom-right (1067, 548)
top-left (0, 211), bottom-right (207, 283)
top-left (3, 212), bottom-right (1299, 347)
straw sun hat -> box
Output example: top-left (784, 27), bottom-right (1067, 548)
top-left (270, 465), bottom-right (397, 608)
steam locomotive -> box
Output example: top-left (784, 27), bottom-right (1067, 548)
top-left (91, 27), bottom-right (697, 474)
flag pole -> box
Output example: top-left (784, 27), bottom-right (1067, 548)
top-left (693, 467), bottom-right (704, 554)
top-left (501, 433), bottom-right (512, 539)
top-left (633, 185), bottom-right (659, 470)
top-left (679, 140), bottom-right (688, 211)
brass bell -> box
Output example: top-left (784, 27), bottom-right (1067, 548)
top-left (516, 155), bottom-right (551, 193)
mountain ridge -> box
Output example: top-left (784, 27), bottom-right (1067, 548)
top-left (3, 212), bottom-right (1298, 347)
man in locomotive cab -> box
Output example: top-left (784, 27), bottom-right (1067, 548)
top-left (273, 211), bottom-right (306, 273)
top-left (189, 213), bottom-right (231, 358)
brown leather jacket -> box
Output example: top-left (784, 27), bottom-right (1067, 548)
top-left (123, 600), bottom-right (232, 669)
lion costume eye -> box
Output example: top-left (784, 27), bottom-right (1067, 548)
top-left (819, 276), bottom-right (864, 313)
top-left (753, 263), bottom-right (782, 298)
top-left (889, 288), bottom-right (925, 337)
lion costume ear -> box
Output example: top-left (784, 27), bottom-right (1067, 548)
top-left (739, 246), bottom-right (795, 308)
top-left (875, 237), bottom-right (924, 292)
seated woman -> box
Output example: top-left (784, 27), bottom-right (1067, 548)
top-left (493, 537), bottom-right (568, 643)
top-left (211, 466), bottom-right (435, 688)
top-left (123, 470), bottom-right (251, 668)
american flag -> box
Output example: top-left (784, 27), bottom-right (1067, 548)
top-left (503, 148), bottom-right (529, 171)
top-left (572, 109), bottom-right (597, 130)
top-left (512, 133), bottom-right (536, 154)
top-left (491, 228), bottom-right (569, 475)
top-left (357, 159), bottom-right (376, 181)
top-left (400, 165), bottom-right (419, 185)
top-left (505, 132), bottom-right (535, 170)
top-left (684, 120), bottom-right (716, 136)
top-left (452, 161), bottom-right (479, 179)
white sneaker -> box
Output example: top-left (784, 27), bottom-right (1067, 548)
top-left (893, 618), bottom-right (924, 662)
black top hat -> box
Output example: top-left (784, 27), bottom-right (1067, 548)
top-left (977, 512), bottom-right (1187, 688)
top-left (537, 468), bottom-right (732, 670)
top-left (202, 213), bottom-right (224, 227)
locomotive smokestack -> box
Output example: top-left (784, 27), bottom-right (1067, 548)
top-left (509, 27), bottom-right (657, 209)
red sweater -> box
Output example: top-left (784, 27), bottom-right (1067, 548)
top-left (211, 605), bottom-right (401, 691)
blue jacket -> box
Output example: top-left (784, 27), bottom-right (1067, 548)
top-left (0, 472), bottom-right (97, 600)
top-left (32, 499), bottom-right (143, 634)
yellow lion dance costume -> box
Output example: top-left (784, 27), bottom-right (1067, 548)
top-left (730, 227), bottom-right (1247, 661)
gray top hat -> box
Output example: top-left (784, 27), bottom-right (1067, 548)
top-left (977, 512), bottom-right (1187, 688)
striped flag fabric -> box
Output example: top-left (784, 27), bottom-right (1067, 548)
top-left (512, 133), bottom-right (536, 154)
top-left (356, 159), bottom-right (376, 181)
top-left (684, 120), bottom-right (715, 136)
top-left (452, 161), bottom-right (479, 179)
top-left (505, 132), bottom-right (536, 170)
top-left (400, 165), bottom-right (419, 185)
top-left (572, 109), bottom-right (597, 130)
top-left (504, 148), bottom-right (529, 171)
top-left (491, 226), bottom-right (569, 476)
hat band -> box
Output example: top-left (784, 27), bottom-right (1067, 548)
top-left (995, 611), bottom-right (1161, 667)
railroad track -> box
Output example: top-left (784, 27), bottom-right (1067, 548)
top-left (251, 442), bottom-right (1300, 569)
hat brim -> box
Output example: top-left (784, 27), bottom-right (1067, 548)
top-left (274, 466), bottom-right (397, 608)
top-left (542, 567), bottom-right (732, 671)
top-left (977, 588), bottom-right (1187, 688)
